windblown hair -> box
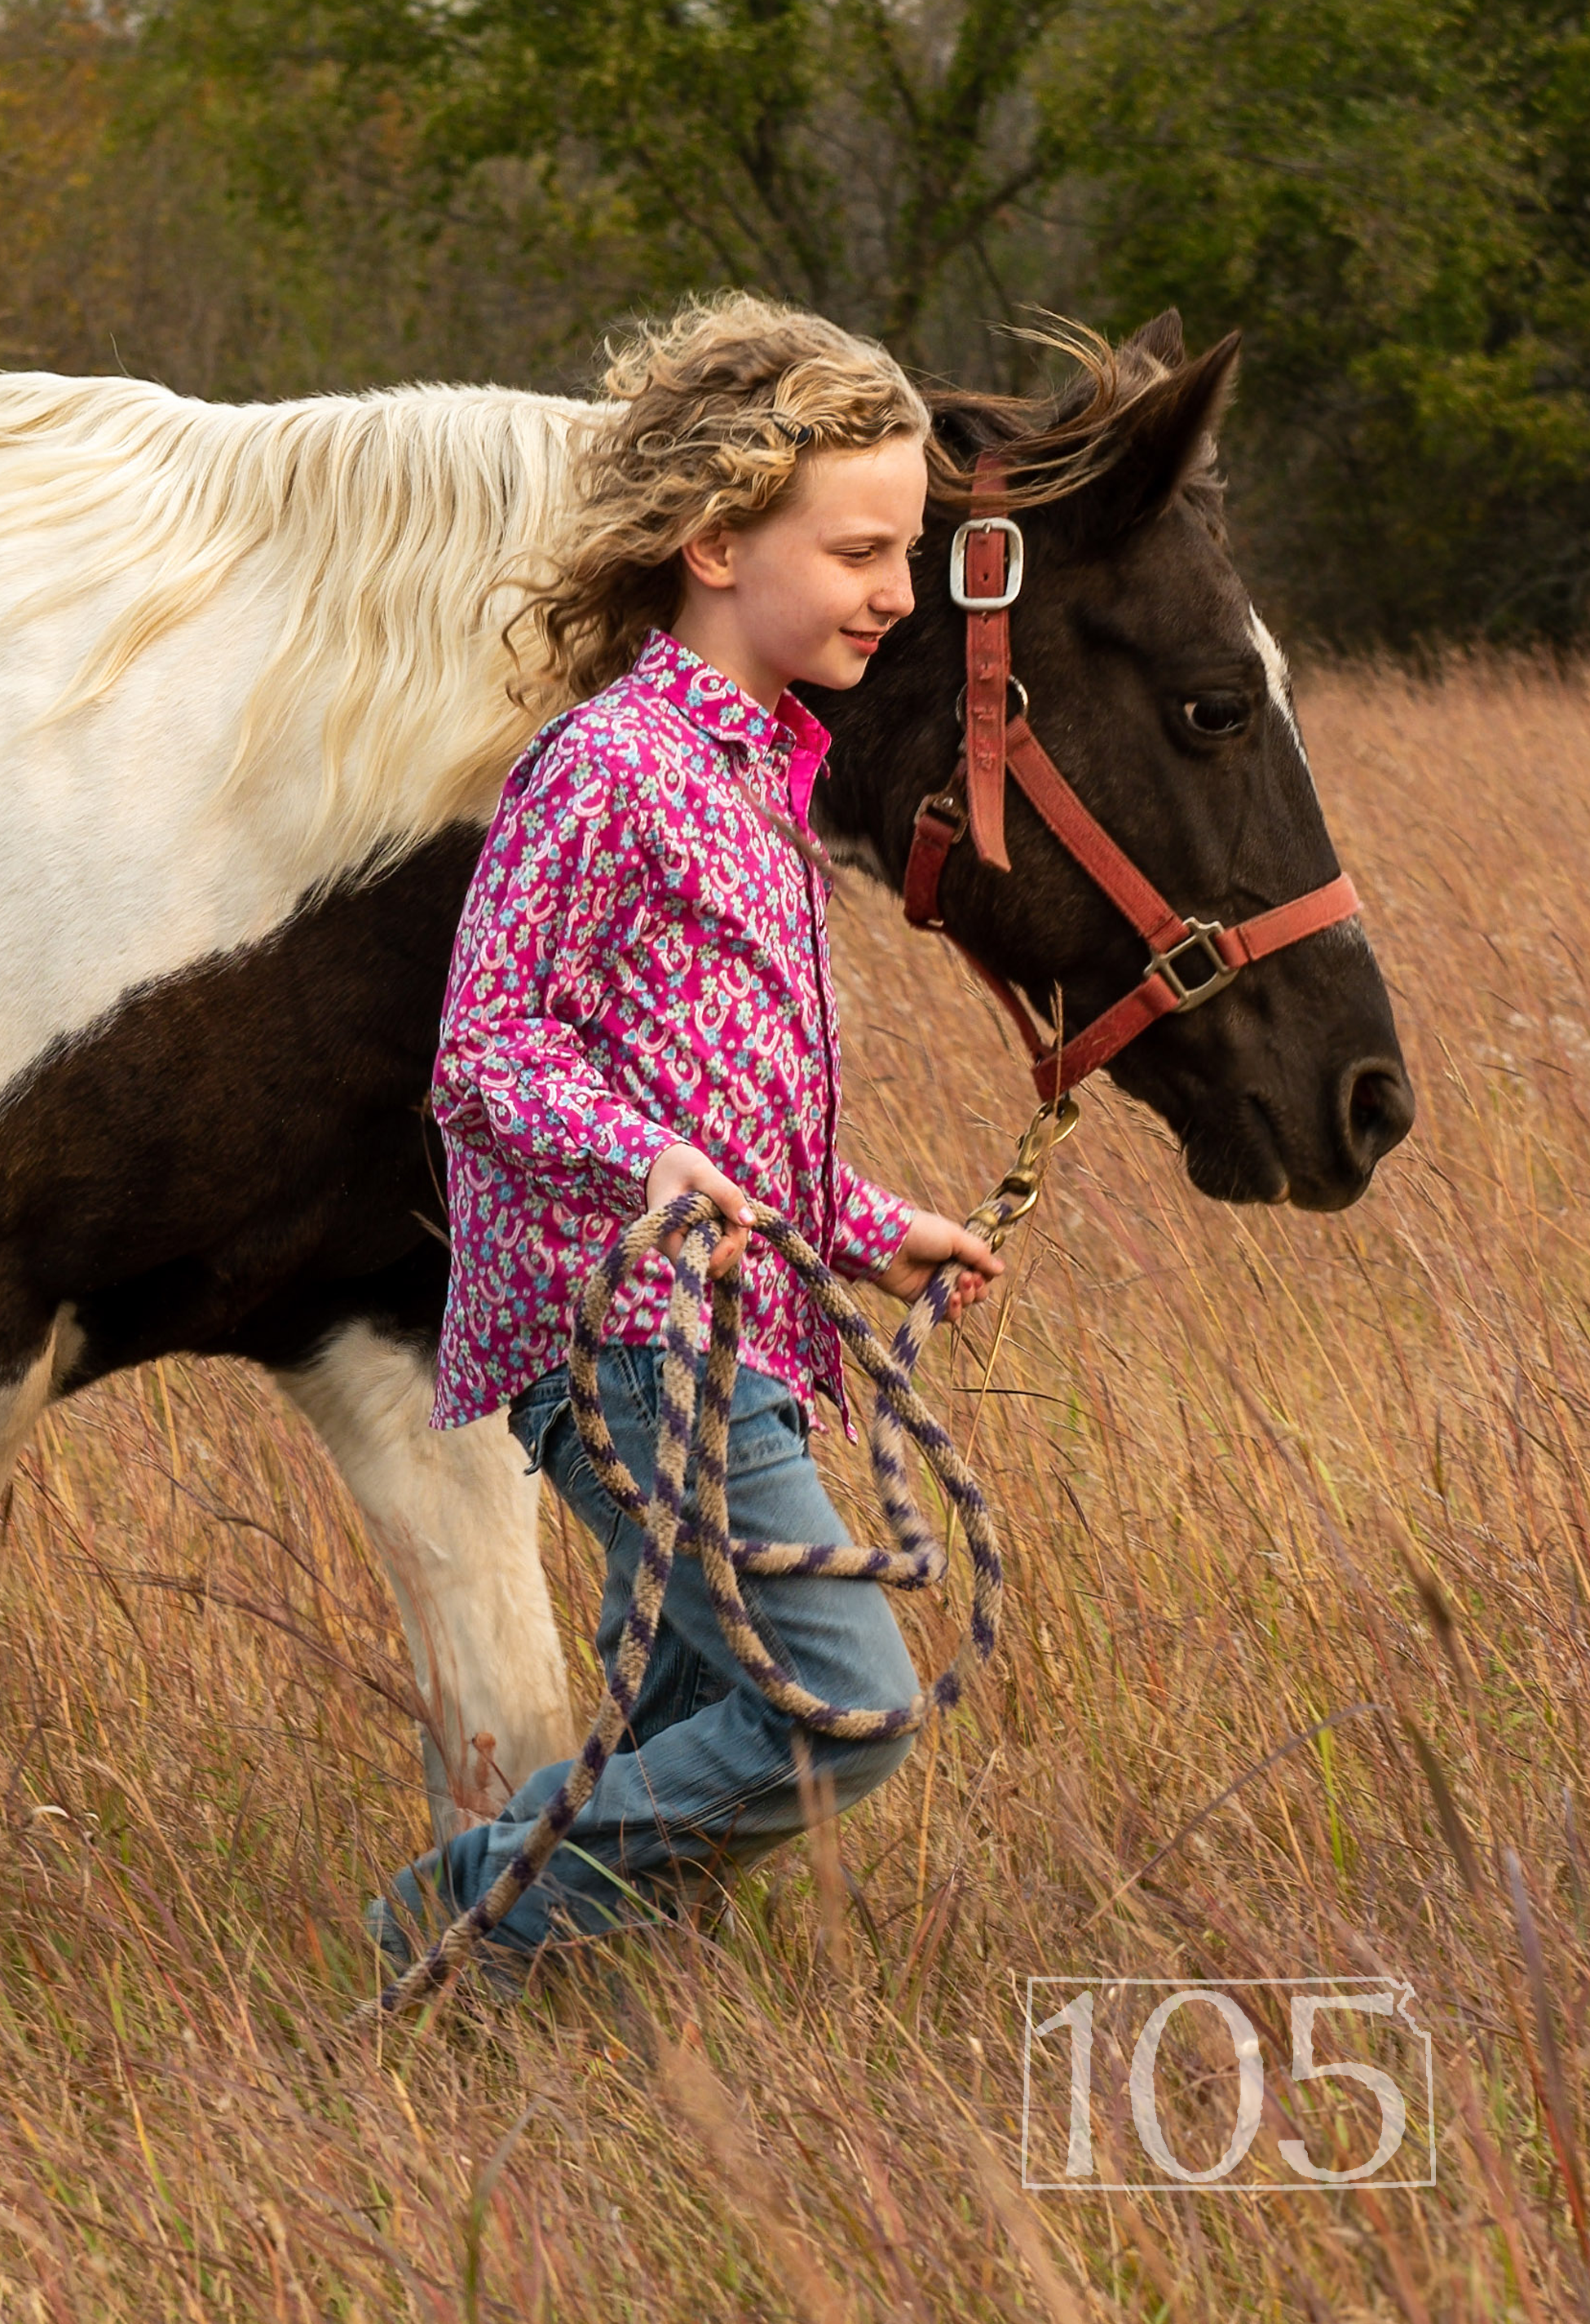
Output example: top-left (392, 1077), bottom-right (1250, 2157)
top-left (925, 315), bottom-right (1226, 534)
top-left (0, 372), bottom-right (591, 884)
top-left (0, 310), bottom-right (1223, 892)
top-left (510, 292), bottom-right (932, 703)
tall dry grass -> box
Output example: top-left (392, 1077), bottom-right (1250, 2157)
top-left (4, 657), bottom-right (1590, 2318)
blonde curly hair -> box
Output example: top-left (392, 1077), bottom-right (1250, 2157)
top-left (508, 291), bottom-right (931, 703)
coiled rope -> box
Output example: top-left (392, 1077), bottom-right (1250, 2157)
top-left (369, 1131), bottom-right (1064, 2020)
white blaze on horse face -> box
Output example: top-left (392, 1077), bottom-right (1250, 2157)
top-left (1247, 603), bottom-right (1370, 959)
top-left (1247, 606), bottom-right (1311, 780)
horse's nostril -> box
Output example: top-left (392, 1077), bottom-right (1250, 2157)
top-left (1340, 1059), bottom-right (1416, 1169)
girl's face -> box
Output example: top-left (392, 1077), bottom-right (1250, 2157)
top-left (676, 435), bottom-right (929, 707)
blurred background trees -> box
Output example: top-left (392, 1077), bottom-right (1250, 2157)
top-left (2, 0), bottom-right (1587, 647)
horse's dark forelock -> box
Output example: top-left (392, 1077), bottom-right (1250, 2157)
top-left (923, 322), bottom-right (1228, 543)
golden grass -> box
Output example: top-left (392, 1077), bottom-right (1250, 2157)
top-left (6, 656), bottom-right (1590, 2318)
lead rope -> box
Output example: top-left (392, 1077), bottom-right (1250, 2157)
top-left (363, 1116), bottom-right (1069, 2022)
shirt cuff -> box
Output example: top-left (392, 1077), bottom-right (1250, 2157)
top-left (831, 1177), bottom-right (915, 1280)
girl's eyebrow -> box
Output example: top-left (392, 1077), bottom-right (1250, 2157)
top-left (824, 522), bottom-right (920, 546)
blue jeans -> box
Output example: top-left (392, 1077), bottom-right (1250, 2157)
top-left (417, 1346), bottom-right (920, 1956)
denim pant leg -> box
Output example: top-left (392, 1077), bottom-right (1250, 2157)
top-left (435, 1346), bottom-right (921, 1954)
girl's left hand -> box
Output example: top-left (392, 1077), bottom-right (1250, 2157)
top-left (872, 1211), bottom-right (1003, 1322)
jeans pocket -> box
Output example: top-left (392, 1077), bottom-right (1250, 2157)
top-left (725, 1392), bottom-right (807, 1482)
top-left (610, 1343), bottom-right (678, 1438)
top-left (507, 1370), bottom-right (572, 1477)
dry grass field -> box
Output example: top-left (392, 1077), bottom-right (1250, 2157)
top-left (5, 659), bottom-right (1590, 2319)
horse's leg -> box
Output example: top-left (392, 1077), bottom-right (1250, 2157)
top-left (275, 1320), bottom-right (575, 1845)
top-left (0, 1301), bottom-right (82, 1494)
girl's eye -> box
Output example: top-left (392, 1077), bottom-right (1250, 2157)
top-left (1182, 694), bottom-right (1250, 738)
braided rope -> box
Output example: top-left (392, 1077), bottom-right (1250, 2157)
top-left (368, 1183), bottom-right (1024, 2020)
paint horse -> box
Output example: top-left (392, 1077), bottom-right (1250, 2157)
top-left (0, 314), bottom-right (1414, 1837)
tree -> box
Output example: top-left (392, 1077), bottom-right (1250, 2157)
top-left (1049, 0), bottom-right (1590, 643)
top-left (431, 0), bottom-right (1072, 352)
top-left (139, 0), bottom-right (1080, 382)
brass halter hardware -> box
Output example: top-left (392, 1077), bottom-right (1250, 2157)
top-left (966, 1095), bottom-right (1081, 1255)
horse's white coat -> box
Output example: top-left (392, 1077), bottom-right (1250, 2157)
top-left (0, 376), bottom-right (594, 1086)
top-left (0, 563), bottom-right (320, 1089)
top-left (276, 1325), bottom-right (576, 1840)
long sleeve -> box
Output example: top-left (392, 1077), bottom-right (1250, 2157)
top-left (434, 727), bottom-right (678, 1217)
top-left (829, 1155), bottom-right (914, 1280)
top-left (429, 628), bottom-right (899, 1432)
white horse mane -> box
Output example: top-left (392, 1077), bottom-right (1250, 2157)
top-left (0, 372), bottom-right (600, 883)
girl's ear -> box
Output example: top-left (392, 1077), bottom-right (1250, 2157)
top-left (680, 525), bottom-right (737, 592)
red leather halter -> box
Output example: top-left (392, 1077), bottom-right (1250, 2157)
top-left (903, 453), bottom-right (1362, 1108)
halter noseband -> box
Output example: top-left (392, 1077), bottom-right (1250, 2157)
top-left (902, 450), bottom-right (1362, 1107)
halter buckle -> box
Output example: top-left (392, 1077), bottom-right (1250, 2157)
top-left (916, 789), bottom-right (968, 842)
top-left (1146, 920), bottom-right (1240, 1012)
top-left (949, 516), bottom-right (1026, 612)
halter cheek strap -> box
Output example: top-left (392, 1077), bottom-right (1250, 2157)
top-left (961, 462), bottom-right (1019, 870)
top-left (905, 448), bottom-right (1362, 1106)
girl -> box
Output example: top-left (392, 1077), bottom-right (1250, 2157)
top-left (369, 293), bottom-right (1002, 1974)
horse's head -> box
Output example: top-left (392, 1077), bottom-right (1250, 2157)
top-left (809, 312), bottom-right (1414, 1211)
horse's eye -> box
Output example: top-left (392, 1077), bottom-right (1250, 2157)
top-left (1183, 695), bottom-right (1250, 737)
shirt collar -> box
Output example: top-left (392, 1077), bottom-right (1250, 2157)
top-left (629, 628), bottom-right (832, 831)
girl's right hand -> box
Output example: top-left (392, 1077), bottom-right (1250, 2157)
top-left (645, 1142), bottom-right (757, 1279)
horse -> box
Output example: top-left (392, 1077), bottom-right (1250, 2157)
top-left (0, 311), bottom-right (1414, 1840)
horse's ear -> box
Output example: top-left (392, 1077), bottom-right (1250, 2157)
top-left (1125, 309), bottom-right (1186, 369)
top-left (1069, 330), bottom-right (1239, 541)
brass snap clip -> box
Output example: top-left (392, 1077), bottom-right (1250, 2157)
top-left (967, 1094), bottom-right (1081, 1254)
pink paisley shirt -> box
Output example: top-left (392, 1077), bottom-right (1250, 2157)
top-left (429, 628), bottom-right (915, 1433)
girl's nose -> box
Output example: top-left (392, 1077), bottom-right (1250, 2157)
top-left (872, 563), bottom-right (916, 620)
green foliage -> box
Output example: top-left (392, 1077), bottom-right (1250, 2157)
top-left (0, 0), bottom-right (573, 395)
top-left (159, 0), bottom-right (1076, 367)
top-left (2, 0), bottom-right (1588, 639)
top-left (1050, 0), bottom-right (1590, 640)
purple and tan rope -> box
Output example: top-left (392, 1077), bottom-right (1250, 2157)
top-left (368, 1160), bottom-right (1042, 2021)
